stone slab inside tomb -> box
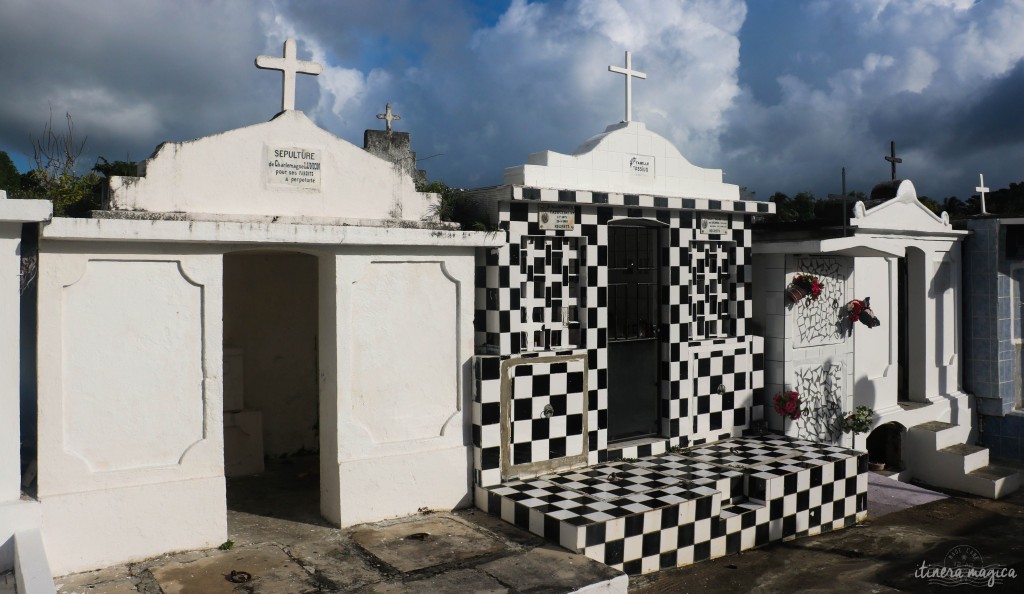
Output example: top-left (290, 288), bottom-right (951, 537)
top-left (467, 50), bottom-right (867, 576)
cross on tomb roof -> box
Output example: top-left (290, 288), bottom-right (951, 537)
top-left (255, 38), bottom-right (323, 112)
top-left (976, 173), bottom-right (990, 215)
top-left (376, 103), bottom-right (401, 133)
top-left (608, 51), bottom-right (647, 123)
top-left (885, 140), bottom-right (902, 181)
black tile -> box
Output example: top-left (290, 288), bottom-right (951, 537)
top-left (661, 505), bottom-right (679, 528)
top-left (659, 551), bottom-right (677, 569)
top-left (696, 497), bottom-right (712, 520)
top-left (726, 532), bottom-right (741, 555)
top-left (586, 523), bottom-right (606, 546)
top-left (782, 515), bottom-right (796, 537)
top-left (605, 539), bottom-right (624, 565)
top-left (625, 514), bottom-right (644, 537)
top-left (755, 523), bottom-right (769, 545)
top-left (678, 522), bottom-right (694, 547)
top-left (642, 532), bottom-right (661, 557)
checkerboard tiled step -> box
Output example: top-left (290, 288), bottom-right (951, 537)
top-left (475, 435), bottom-right (868, 575)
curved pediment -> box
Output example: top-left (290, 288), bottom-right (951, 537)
top-left (851, 180), bottom-right (957, 235)
top-left (107, 111), bottom-right (434, 222)
top-left (504, 121), bottom-right (739, 200)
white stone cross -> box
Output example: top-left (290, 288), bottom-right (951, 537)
top-left (608, 50), bottom-right (647, 123)
top-left (976, 173), bottom-right (990, 215)
top-left (376, 103), bottom-right (401, 133)
top-left (255, 38), bottom-right (323, 112)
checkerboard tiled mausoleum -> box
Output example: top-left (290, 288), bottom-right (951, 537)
top-left (468, 53), bottom-right (867, 575)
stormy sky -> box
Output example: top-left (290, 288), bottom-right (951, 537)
top-left (1, 0), bottom-right (1021, 201)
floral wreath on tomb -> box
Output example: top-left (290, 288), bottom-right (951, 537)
top-left (773, 390), bottom-right (802, 421)
top-left (786, 274), bottom-right (824, 303)
top-left (845, 297), bottom-right (881, 328)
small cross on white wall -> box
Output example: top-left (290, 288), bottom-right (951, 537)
top-left (976, 173), bottom-right (990, 215)
top-left (255, 38), bottom-right (323, 112)
top-left (608, 51), bottom-right (646, 123)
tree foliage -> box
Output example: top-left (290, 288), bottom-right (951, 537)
top-left (418, 180), bottom-right (492, 231)
top-left (16, 111), bottom-right (102, 216)
top-left (0, 151), bottom-right (20, 194)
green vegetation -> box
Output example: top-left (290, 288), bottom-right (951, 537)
top-left (417, 180), bottom-right (494, 231)
top-left (1, 112), bottom-right (137, 217)
top-left (0, 151), bottom-right (19, 193)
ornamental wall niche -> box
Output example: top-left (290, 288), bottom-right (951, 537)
top-left (793, 362), bottom-right (845, 443)
top-left (792, 255), bottom-right (849, 348)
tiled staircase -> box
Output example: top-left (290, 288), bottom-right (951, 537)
top-left (907, 420), bottom-right (1020, 499)
top-left (476, 435), bottom-right (867, 575)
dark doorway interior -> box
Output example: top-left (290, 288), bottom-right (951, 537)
top-left (223, 251), bottom-right (321, 520)
top-left (866, 422), bottom-right (905, 469)
top-left (607, 225), bottom-right (661, 442)
top-left (897, 257), bottom-right (909, 401)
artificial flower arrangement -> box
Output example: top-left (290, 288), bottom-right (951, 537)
top-left (842, 405), bottom-right (877, 460)
top-left (787, 274), bottom-right (824, 303)
top-left (841, 406), bottom-right (874, 435)
top-left (846, 297), bottom-right (881, 328)
top-left (773, 390), bottom-right (801, 421)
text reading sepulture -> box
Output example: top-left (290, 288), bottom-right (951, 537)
top-left (265, 144), bottom-right (322, 190)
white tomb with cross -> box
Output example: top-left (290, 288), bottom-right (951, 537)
top-left (107, 40), bottom-right (431, 222)
top-left (504, 50), bottom-right (738, 201)
top-left (14, 38), bottom-right (501, 577)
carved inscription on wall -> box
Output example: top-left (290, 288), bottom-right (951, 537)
top-left (793, 362), bottom-right (844, 443)
top-left (793, 256), bottom-right (847, 348)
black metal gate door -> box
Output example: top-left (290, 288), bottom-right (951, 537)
top-left (607, 225), bottom-right (660, 442)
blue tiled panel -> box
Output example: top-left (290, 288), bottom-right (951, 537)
top-left (980, 412), bottom-right (1024, 462)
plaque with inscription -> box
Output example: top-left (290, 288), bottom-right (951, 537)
top-left (265, 144), bottom-right (322, 190)
top-left (699, 214), bottom-right (729, 235)
top-left (628, 154), bottom-right (654, 179)
top-left (539, 204), bottom-right (575, 231)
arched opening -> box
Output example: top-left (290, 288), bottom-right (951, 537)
top-left (222, 250), bottom-right (323, 523)
top-left (866, 422), bottom-right (905, 471)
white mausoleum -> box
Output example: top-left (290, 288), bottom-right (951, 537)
top-left (753, 179), bottom-right (1019, 498)
top-left (2, 40), bottom-right (499, 576)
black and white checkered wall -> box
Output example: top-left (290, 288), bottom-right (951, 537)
top-left (473, 186), bottom-right (772, 486)
top-left (509, 359), bottom-right (587, 467)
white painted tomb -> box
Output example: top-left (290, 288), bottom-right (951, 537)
top-left (753, 179), bottom-right (1019, 498)
top-left (0, 191), bottom-right (52, 583)
top-left (8, 39), bottom-right (501, 575)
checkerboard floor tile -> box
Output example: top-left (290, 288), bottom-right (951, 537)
top-left (477, 434), bottom-right (867, 576)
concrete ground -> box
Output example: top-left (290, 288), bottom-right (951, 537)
top-left (630, 470), bottom-right (1024, 593)
top-left (52, 457), bottom-right (1024, 593)
top-left (54, 456), bottom-right (625, 594)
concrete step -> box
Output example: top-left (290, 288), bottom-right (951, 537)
top-left (964, 465), bottom-right (1021, 500)
top-left (13, 529), bottom-right (55, 594)
top-left (911, 421), bottom-right (968, 450)
top-left (938, 443), bottom-right (989, 474)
